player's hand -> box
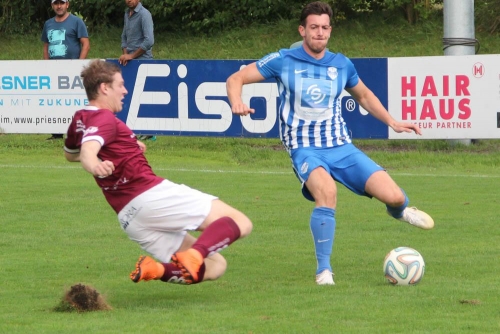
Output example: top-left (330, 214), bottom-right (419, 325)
top-left (231, 102), bottom-right (255, 116)
top-left (137, 140), bottom-right (147, 152)
top-left (391, 121), bottom-right (422, 135)
top-left (92, 160), bottom-right (115, 178)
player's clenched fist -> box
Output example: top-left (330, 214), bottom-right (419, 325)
top-left (92, 160), bottom-right (115, 178)
top-left (231, 103), bottom-right (255, 116)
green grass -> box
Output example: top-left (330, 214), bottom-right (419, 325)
top-left (1, 135), bottom-right (499, 333)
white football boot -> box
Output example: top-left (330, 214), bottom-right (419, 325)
top-left (315, 269), bottom-right (335, 285)
top-left (394, 207), bottom-right (434, 230)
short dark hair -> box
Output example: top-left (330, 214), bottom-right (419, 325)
top-left (81, 60), bottom-right (121, 101)
top-left (300, 1), bottom-right (333, 27)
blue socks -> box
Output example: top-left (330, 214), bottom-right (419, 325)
top-left (310, 207), bottom-right (336, 275)
top-left (386, 189), bottom-right (409, 219)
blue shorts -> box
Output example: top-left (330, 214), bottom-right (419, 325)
top-left (290, 143), bottom-right (384, 201)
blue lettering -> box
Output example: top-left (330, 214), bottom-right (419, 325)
top-left (1, 77), bottom-right (13, 89)
top-left (14, 77), bottom-right (26, 89)
top-left (38, 98), bottom-right (87, 106)
top-left (40, 76), bottom-right (50, 89)
top-left (0, 76), bottom-right (51, 90)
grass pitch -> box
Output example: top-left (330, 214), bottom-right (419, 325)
top-left (0, 135), bottom-right (499, 333)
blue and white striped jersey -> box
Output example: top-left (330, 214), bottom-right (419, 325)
top-left (256, 46), bottom-right (359, 151)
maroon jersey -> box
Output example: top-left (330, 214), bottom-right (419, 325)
top-left (64, 106), bottom-right (163, 213)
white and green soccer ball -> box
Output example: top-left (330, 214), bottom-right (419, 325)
top-left (383, 247), bottom-right (425, 286)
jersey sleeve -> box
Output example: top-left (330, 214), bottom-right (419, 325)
top-left (81, 111), bottom-right (117, 147)
top-left (64, 114), bottom-right (82, 153)
top-left (255, 52), bottom-right (283, 79)
top-left (344, 57), bottom-right (359, 89)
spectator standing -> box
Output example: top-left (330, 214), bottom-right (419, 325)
top-left (119, 0), bottom-right (154, 64)
top-left (119, 0), bottom-right (155, 140)
top-left (41, 0), bottom-right (90, 140)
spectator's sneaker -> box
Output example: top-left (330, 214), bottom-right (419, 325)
top-left (46, 134), bottom-right (63, 140)
top-left (315, 269), bottom-right (335, 285)
top-left (171, 249), bottom-right (203, 284)
top-left (393, 207), bottom-right (434, 230)
top-left (130, 256), bottom-right (160, 283)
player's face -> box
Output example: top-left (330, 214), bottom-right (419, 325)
top-left (107, 73), bottom-right (128, 113)
top-left (51, 1), bottom-right (69, 17)
top-left (299, 14), bottom-right (332, 57)
top-left (125, 0), bottom-right (140, 9)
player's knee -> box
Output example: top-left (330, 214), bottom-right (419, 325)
top-left (235, 214), bottom-right (253, 238)
top-left (312, 188), bottom-right (337, 207)
top-left (204, 253), bottom-right (227, 280)
top-left (387, 188), bottom-right (407, 207)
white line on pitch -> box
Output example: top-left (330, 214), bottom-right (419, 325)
top-left (0, 164), bottom-right (499, 178)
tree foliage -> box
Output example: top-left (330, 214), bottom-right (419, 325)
top-left (2, 0), bottom-right (496, 36)
top-left (475, 0), bottom-right (500, 34)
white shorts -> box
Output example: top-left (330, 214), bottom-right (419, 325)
top-left (117, 180), bottom-right (217, 262)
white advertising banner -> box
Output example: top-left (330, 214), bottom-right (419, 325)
top-left (1, 56), bottom-right (500, 139)
top-left (0, 59), bottom-right (91, 134)
top-left (388, 54), bottom-right (500, 139)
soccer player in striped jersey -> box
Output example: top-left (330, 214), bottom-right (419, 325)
top-left (226, 1), bottom-right (434, 285)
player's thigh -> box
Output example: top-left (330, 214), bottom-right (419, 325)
top-left (291, 147), bottom-right (336, 202)
top-left (118, 180), bottom-right (217, 262)
top-left (305, 167), bottom-right (337, 207)
top-left (125, 223), bottom-right (186, 263)
top-left (331, 145), bottom-right (384, 196)
top-left (201, 199), bottom-right (252, 237)
top-left (177, 233), bottom-right (196, 252)
top-left (365, 170), bottom-right (405, 205)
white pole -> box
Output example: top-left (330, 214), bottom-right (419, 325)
top-left (443, 0), bottom-right (476, 145)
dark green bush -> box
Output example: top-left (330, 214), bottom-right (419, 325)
top-left (2, 0), bottom-right (468, 35)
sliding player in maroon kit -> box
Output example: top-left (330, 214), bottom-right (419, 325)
top-left (64, 59), bottom-right (252, 285)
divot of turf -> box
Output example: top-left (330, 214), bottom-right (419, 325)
top-left (53, 283), bottom-right (112, 313)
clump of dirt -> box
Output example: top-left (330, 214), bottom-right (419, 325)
top-left (54, 283), bottom-right (112, 312)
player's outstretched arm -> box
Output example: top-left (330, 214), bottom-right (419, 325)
top-left (226, 62), bottom-right (265, 116)
top-left (346, 79), bottom-right (422, 135)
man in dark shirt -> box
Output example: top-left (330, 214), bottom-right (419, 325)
top-left (119, 0), bottom-right (154, 66)
top-left (119, 0), bottom-right (155, 140)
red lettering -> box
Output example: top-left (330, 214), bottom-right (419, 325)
top-left (402, 76), bottom-right (416, 97)
top-left (456, 75), bottom-right (470, 96)
top-left (420, 100), bottom-right (437, 120)
top-left (421, 76), bottom-right (438, 96)
top-left (458, 98), bottom-right (471, 119)
top-left (443, 75), bottom-right (449, 96)
top-left (473, 64), bottom-right (483, 76)
top-left (402, 99), bottom-right (416, 120)
top-left (439, 99), bottom-right (454, 120)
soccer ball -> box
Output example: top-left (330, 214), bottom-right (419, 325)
top-left (383, 247), bottom-right (425, 285)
